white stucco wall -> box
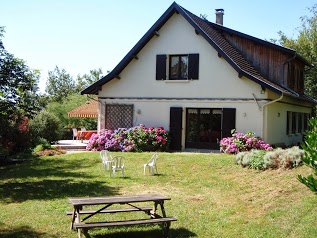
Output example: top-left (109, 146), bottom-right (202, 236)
top-left (100, 97), bottom-right (265, 149)
top-left (97, 12), bottom-right (314, 149)
top-left (99, 14), bottom-right (265, 100)
top-left (264, 92), bottom-right (313, 146)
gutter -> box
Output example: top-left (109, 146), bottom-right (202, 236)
top-left (261, 92), bottom-right (284, 142)
top-left (261, 92), bottom-right (284, 111)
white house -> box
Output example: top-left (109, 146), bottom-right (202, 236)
top-left (82, 2), bottom-right (316, 151)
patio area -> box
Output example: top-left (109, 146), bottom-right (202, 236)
top-left (53, 140), bottom-right (89, 151)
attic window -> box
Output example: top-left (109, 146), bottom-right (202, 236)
top-left (170, 55), bottom-right (188, 79)
top-left (156, 54), bottom-right (199, 80)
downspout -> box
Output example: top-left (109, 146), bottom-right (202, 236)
top-left (261, 92), bottom-right (284, 111)
top-left (261, 92), bottom-right (284, 142)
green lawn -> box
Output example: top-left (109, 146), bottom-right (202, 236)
top-left (1, 151), bottom-right (317, 238)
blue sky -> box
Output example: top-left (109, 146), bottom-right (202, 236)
top-left (1, 0), bottom-right (316, 93)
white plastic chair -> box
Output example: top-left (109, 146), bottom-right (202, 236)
top-left (110, 156), bottom-right (125, 177)
top-left (100, 150), bottom-right (113, 171)
top-left (144, 153), bottom-right (158, 175)
top-left (72, 128), bottom-right (78, 141)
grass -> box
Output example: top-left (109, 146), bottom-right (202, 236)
top-left (1, 151), bottom-right (317, 238)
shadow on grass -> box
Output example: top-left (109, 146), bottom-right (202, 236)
top-left (0, 179), bottom-right (119, 203)
top-left (0, 155), bottom-right (119, 203)
top-left (0, 225), bottom-right (49, 238)
top-left (0, 156), bottom-right (96, 180)
top-left (92, 228), bottom-right (196, 238)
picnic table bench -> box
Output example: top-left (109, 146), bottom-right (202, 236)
top-left (67, 194), bottom-right (177, 238)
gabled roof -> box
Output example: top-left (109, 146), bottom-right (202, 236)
top-left (81, 2), bottom-right (315, 103)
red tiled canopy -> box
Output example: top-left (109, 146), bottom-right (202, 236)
top-left (67, 99), bottom-right (98, 118)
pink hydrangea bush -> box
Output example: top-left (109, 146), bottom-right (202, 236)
top-left (86, 129), bottom-right (115, 151)
top-left (220, 130), bottom-right (273, 154)
top-left (86, 124), bottom-right (169, 152)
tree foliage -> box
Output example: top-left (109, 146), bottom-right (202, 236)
top-left (29, 110), bottom-right (62, 144)
top-left (277, 4), bottom-right (317, 98)
top-left (45, 66), bottom-right (102, 103)
top-left (44, 67), bottom-right (100, 136)
top-left (46, 93), bottom-right (97, 131)
top-left (45, 66), bottom-right (76, 103)
top-left (0, 26), bottom-right (41, 154)
top-left (76, 68), bottom-right (103, 92)
top-left (298, 117), bottom-right (317, 192)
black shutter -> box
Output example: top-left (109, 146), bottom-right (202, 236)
top-left (156, 54), bottom-right (166, 80)
top-left (169, 107), bottom-right (183, 151)
top-left (222, 108), bottom-right (236, 138)
top-left (188, 54), bottom-right (199, 80)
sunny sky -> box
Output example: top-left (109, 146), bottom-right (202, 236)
top-left (1, 0), bottom-right (316, 93)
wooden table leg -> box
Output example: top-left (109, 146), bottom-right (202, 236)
top-left (70, 209), bottom-right (76, 230)
top-left (163, 221), bottom-right (171, 238)
top-left (150, 201), bottom-right (159, 218)
top-left (159, 201), bottom-right (167, 217)
top-left (74, 207), bottom-right (82, 238)
top-left (159, 201), bottom-right (172, 237)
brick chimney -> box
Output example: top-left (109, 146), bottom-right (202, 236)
top-left (215, 9), bottom-right (224, 25)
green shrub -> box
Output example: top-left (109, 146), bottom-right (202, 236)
top-left (298, 117), bottom-right (317, 193)
top-left (33, 144), bottom-right (45, 154)
top-left (236, 146), bottom-right (303, 170)
top-left (249, 150), bottom-right (266, 170)
top-left (33, 140), bottom-right (66, 156)
top-left (235, 151), bottom-right (248, 166)
top-left (29, 111), bottom-right (62, 144)
top-left (37, 138), bottom-right (51, 149)
top-left (241, 152), bottom-right (252, 167)
top-left (263, 148), bottom-right (284, 169)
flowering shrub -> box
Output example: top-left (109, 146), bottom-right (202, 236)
top-left (86, 129), bottom-right (116, 151)
top-left (86, 124), bottom-right (170, 152)
top-left (220, 130), bottom-right (273, 154)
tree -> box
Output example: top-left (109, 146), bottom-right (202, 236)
top-left (0, 26), bottom-right (41, 154)
top-left (46, 67), bottom-right (102, 103)
top-left (276, 4), bottom-right (317, 98)
top-left (298, 117), bottom-right (317, 192)
top-left (43, 68), bottom-right (100, 138)
top-left (76, 68), bottom-right (103, 92)
top-left (45, 66), bottom-right (76, 103)
top-left (43, 66), bottom-right (101, 140)
top-left (46, 93), bottom-right (97, 139)
top-left (29, 110), bottom-right (62, 144)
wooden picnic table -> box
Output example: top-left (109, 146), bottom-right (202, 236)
top-left (68, 194), bottom-right (177, 238)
